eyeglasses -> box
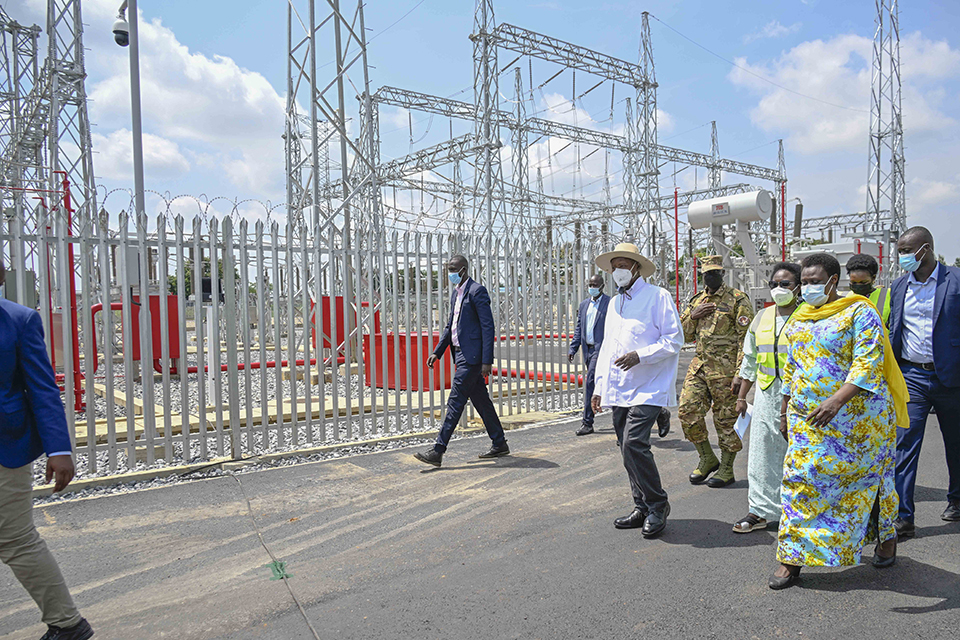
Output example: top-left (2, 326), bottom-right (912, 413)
top-left (768, 280), bottom-right (796, 289)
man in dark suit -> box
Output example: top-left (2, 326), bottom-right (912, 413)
top-left (888, 226), bottom-right (960, 539)
top-left (0, 263), bottom-right (95, 639)
top-left (569, 274), bottom-right (610, 436)
top-left (414, 255), bottom-right (508, 467)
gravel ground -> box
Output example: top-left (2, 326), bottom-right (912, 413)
top-left (52, 326), bottom-right (580, 493)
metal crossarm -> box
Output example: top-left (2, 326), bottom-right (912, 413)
top-left (492, 23), bottom-right (649, 88)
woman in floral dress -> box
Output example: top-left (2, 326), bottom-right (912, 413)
top-left (770, 253), bottom-right (909, 589)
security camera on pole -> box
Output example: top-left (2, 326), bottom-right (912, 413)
top-left (115, 1), bottom-right (157, 409)
top-left (113, 0), bottom-right (145, 224)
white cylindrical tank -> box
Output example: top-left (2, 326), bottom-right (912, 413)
top-left (687, 190), bottom-right (773, 229)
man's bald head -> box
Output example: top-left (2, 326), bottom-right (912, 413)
top-left (900, 226), bottom-right (934, 251)
top-left (447, 254), bottom-right (468, 275)
top-left (587, 274), bottom-right (604, 288)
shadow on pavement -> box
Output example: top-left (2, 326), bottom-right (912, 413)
top-left (653, 439), bottom-right (695, 452)
top-left (657, 518), bottom-right (779, 548)
top-left (911, 522), bottom-right (960, 539)
top-left (798, 557), bottom-right (960, 615)
top-left (419, 456), bottom-right (560, 473)
top-left (913, 484), bottom-right (948, 503)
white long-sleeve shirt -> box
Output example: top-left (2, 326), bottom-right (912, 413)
top-left (593, 277), bottom-right (683, 408)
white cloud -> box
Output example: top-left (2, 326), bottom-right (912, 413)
top-left (86, 15), bottom-right (286, 197)
top-left (728, 32), bottom-right (960, 154)
top-left (383, 107), bottom-right (411, 132)
top-left (92, 129), bottom-right (191, 181)
top-left (0, 0), bottom-right (289, 203)
top-left (744, 20), bottom-right (802, 44)
top-left (657, 109), bottom-right (675, 134)
top-left (910, 177), bottom-right (960, 207)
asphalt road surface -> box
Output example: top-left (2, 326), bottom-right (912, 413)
top-left (2, 408), bottom-right (958, 639)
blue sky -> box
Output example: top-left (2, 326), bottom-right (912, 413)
top-left (11, 0), bottom-right (960, 259)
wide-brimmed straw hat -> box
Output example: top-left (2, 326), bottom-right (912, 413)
top-left (595, 242), bottom-right (656, 278)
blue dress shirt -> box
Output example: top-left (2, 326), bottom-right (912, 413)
top-left (901, 263), bottom-right (938, 363)
top-left (585, 297), bottom-right (600, 346)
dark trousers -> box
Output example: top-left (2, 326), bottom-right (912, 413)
top-left (434, 348), bottom-right (507, 453)
top-left (581, 344), bottom-right (599, 427)
top-left (896, 364), bottom-right (960, 522)
top-left (612, 405), bottom-right (668, 513)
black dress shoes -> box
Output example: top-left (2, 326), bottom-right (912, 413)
top-left (614, 508), bottom-right (648, 529)
top-left (941, 500), bottom-right (960, 521)
top-left (478, 443), bottom-right (510, 458)
top-left (40, 618), bottom-right (94, 640)
top-left (894, 517), bottom-right (916, 539)
top-left (414, 448), bottom-right (443, 467)
top-left (657, 408), bottom-right (671, 438)
top-left (576, 423), bottom-right (595, 436)
top-left (641, 503), bottom-right (670, 538)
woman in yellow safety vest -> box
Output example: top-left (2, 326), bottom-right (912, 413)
top-left (846, 253), bottom-right (891, 326)
top-left (732, 262), bottom-right (803, 534)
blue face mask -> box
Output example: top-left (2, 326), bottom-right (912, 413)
top-left (588, 287), bottom-right (601, 298)
top-left (801, 278), bottom-right (834, 307)
top-left (898, 244), bottom-right (927, 273)
top-left (448, 269), bottom-right (464, 286)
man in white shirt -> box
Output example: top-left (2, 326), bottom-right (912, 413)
top-left (592, 243), bottom-right (683, 538)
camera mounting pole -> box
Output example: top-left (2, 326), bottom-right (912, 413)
top-left (115, 0), bottom-right (145, 223)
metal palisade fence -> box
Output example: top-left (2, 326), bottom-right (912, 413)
top-left (1, 208), bottom-right (603, 478)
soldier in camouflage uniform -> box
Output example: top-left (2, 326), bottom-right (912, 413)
top-left (678, 255), bottom-right (754, 488)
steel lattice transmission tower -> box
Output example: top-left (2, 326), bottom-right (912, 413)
top-left (285, 0), bottom-right (382, 243)
top-left (633, 12), bottom-right (660, 256)
top-left (866, 0), bottom-right (905, 235)
top-left (471, 0), bottom-right (506, 240)
top-left (0, 5), bottom-right (44, 266)
top-left (1, 0), bottom-right (98, 299)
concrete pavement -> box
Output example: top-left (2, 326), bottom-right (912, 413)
top-left (2, 410), bottom-right (958, 640)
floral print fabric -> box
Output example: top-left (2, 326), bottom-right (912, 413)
top-left (778, 300), bottom-right (898, 566)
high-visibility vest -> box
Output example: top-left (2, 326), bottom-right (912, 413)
top-left (754, 305), bottom-right (795, 391)
top-left (870, 286), bottom-right (891, 326)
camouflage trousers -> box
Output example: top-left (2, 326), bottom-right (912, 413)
top-left (678, 369), bottom-right (743, 453)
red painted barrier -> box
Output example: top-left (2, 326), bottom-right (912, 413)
top-left (362, 332), bottom-right (454, 391)
top-left (90, 296), bottom-right (180, 373)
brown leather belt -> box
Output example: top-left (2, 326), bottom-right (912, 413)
top-left (902, 359), bottom-right (935, 372)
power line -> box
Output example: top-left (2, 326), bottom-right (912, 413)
top-left (649, 14), bottom-right (868, 114)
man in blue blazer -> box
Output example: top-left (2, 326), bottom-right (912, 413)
top-left (414, 255), bottom-right (508, 467)
top-left (0, 263), bottom-right (94, 639)
top-left (568, 274), bottom-right (610, 436)
top-left (888, 226), bottom-right (960, 539)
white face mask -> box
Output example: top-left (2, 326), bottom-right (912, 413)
top-left (770, 287), bottom-right (796, 307)
top-left (612, 267), bottom-right (635, 288)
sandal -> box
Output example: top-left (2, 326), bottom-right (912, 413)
top-left (873, 537), bottom-right (897, 568)
top-left (769, 564), bottom-right (801, 590)
top-left (733, 513), bottom-right (768, 533)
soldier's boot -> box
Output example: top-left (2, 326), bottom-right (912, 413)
top-left (689, 441), bottom-right (720, 485)
top-left (706, 451), bottom-right (737, 488)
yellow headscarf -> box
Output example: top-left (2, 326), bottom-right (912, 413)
top-left (792, 294), bottom-right (910, 428)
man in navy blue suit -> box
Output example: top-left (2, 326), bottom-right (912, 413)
top-left (414, 255), bottom-right (508, 467)
top-left (888, 226), bottom-right (960, 539)
top-left (0, 263), bottom-right (94, 639)
top-left (568, 274), bottom-right (610, 436)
